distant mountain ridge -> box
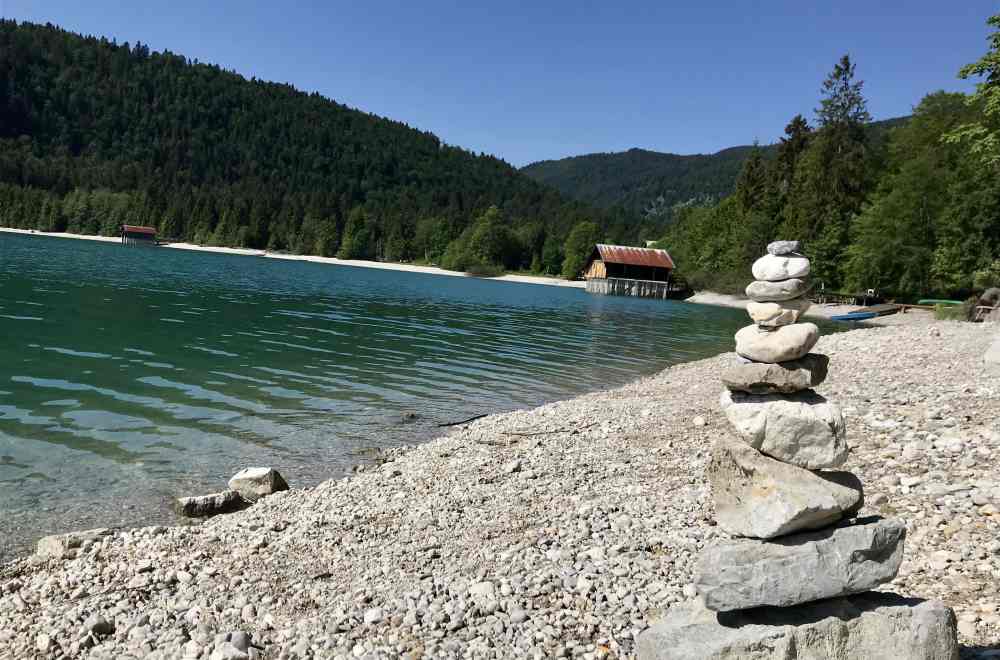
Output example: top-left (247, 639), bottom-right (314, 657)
top-left (520, 117), bottom-right (908, 222)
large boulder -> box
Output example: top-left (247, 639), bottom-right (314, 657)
top-left (718, 388), bottom-right (846, 468)
top-left (176, 490), bottom-right (249, 518)
top-left (721, 353), bottom-right (828, 394)
top-left (228, 467), bottom-right (289, 502)
top-left (735, 323), bottom-right (819, 363)
top-left (752, 254), bottom-right (811, 282)
top-left (707, 435), bottom-right (862, 539)
top-left (636, 592), bottom-right (959, 660)
top-left (746, 278), bottom-right (810, 302)
top-left (696, 518), bottom-right (905, 611)
top-left (766, 240), bottom-right (802, 256)
top-left (747, 299), bottom-right (812, 327)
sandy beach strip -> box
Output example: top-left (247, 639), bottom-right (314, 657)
top-left (0, 227), bottom-right (585, 289)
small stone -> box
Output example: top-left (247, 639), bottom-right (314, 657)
top-left (751, 253), bottom-right (811, 282)
top-left (83, 613), bottom-right (115, 637)
top-left (35, 528), bottom-right (111, 559)
top-left (469, 581), bottom-right (496, 599)
top-left (228, 467), bottom-right (289, 502)
top-left (696, 518), bottom-right (906, 611)
top-left (510, 609), bottom-right (529, 624)
top-left (766, 240), bottom-right (802, 256)
top-left (692, 416), bottom-right (706, 428)
top-left (745, 278), bottom-right (810, 302)
top-left (721, 353), bottom-right (828, 394)
top-left (707, 435), bottom-right (863, 539)
top-left (637, 593), bottom-right (958, 660)
top-left (36, 633), bottom-right (51, 653)
top-left (502, 459), bottom-right (522, 474)
top-left (746, 298), bottom-right (812, 327)
top-left (364, 607), bottom-right (384, 624)
top-left (718, 388), bottom-right (847, 469)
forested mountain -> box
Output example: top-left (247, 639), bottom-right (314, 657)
top-left (0, 20), bottom-right (637, 274)
top-left (521, 118), bottom-right (908, 226)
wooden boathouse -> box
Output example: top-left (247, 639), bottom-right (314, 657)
top-left (121, 225), bottom-right (158, 246)
top-left (583, 244), bottom-right (689, 299)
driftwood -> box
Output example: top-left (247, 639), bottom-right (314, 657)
top-left (437, 413), bottom-right (490, 428)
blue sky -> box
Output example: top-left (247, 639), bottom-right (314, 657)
top-left (1, 1), bottom-right (994, 166)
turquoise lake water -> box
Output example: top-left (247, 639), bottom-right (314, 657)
top-left (0, 232), bottom-right (760, 559)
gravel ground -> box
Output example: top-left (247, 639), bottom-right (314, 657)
top-left (1, 319), bottom-right (998, 659)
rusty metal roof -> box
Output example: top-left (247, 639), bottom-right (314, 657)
top-left (122, 225), bottom-right (157, 235)
top-left (594, 244), bottom-right (675, 269)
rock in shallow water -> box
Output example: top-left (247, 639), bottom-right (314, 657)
top-left (228, 467), bottom-right (289, 502)
top-left (735, 323), bottom-right (819, 363)
top-left (752, 254), bottom-right (811, 282)
top-left (696, 518), bottom-right (905, 611)
top-left (176, 490), bottom-right (249, 518)
top-left (766, 240), bottom-right (802, 256)
top-left (707, 435), bottom-right (862, 539)
top-left (636, 592), bottom-right (958, 660)
top-left (721, 353), bottom-right (828, 394)
top-left (747, 298), bottom-right (811, 327)
top-left (746, 278), bottom-right (810, 302)
top-left (718, 387), bottom-right (846, 468)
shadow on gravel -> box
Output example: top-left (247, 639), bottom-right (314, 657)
top-left (960, 645), bottom-right (1000, 659)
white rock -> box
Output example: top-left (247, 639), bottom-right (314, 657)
top-left (228, 467), bottom-right (289, 502)
top-left (751, 253), bottom-right (811, 282)
top-left (707, 435), bottom-right (862, 539)
top-left (745, 278), bottom-right (810, 302)
top-left (719, 389), bottom-right (848, 469)
top-left (734, 323), bottom-right (819, 363)
top-left (746, 298), bottom-right (812, 327)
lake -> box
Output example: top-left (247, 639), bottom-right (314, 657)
top-left (0, 232), bottom-right (757, 559)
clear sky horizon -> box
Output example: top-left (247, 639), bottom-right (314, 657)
top-left (1, 1), bottom-right (995, 167)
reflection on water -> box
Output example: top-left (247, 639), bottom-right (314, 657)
top-left (0, 232), bottom-right (768, 559)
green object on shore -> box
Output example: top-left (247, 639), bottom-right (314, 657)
top-left (918, 299), bottom-right (963, 305)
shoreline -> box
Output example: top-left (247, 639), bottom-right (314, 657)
top-left (684, 290), bottom-right (936, 325)
top-left (0, 227), bottom-right (586, 289)
top-left (3, 317), bottom-right (997, 657)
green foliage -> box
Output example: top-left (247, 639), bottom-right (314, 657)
top-left (973, 261), bottom-right (1000, 289)
top-left (933, 302), bottom-right (973, 321)
top-left (0, 20), bottom-right (629, 264)
top-left (438, 206), bottom-right (526, 275)
top-left (944, 14), bottom-right (1000, 168)
top-left (560, 221), bottom-right (603, 279)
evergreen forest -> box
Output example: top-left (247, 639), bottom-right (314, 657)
top-left (654, 15), bottom-right (1000, 299)
top-left (0, 20), bottom-right (636, 276)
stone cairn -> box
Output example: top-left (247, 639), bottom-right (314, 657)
top-left (638, 241), bottom-right (960, 659)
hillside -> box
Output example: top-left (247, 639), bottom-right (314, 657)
top-left (521, 118), bottom-right (908, 224)
top-left (0, 20), bottom-right (636, 270)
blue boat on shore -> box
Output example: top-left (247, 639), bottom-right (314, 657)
top-left (830, 311), bottom-right (878, 322)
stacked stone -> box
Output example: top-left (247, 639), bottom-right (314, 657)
top-left (637, 241), bottom-right (959, 660)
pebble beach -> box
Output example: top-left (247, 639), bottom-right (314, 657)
top-left (1, 316), bottom-right (999, 659)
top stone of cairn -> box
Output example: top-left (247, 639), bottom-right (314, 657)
top-left (767, 240), bottom-right (802, 256)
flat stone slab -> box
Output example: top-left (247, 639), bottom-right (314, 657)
top-left (747, 298), bottom-right (811, 327)
top-left (228, 467), bottom-right (289, 502)
top-left (36, 528), bottom-right (112, 559)
top-left (697, 518), bottom-right (905, 611)
top-left (721, 353), bottom-right (828, 394)
top-left (176, 490), bottom-right (249, 518)
top-left (719, 387), bottom-right (846, 468)
top-left (637, 592), bottom-right (958, 660)
top-left (752, 254), bottom-right (811, 282)
top-left (746, 278), bottom-right (810, 302)
top-left (766, 240), bottom-right (802, 256)
top-left (735, 323), bottom-right (819, 363)
top-left (708, 435), bottom-right (862, 539)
